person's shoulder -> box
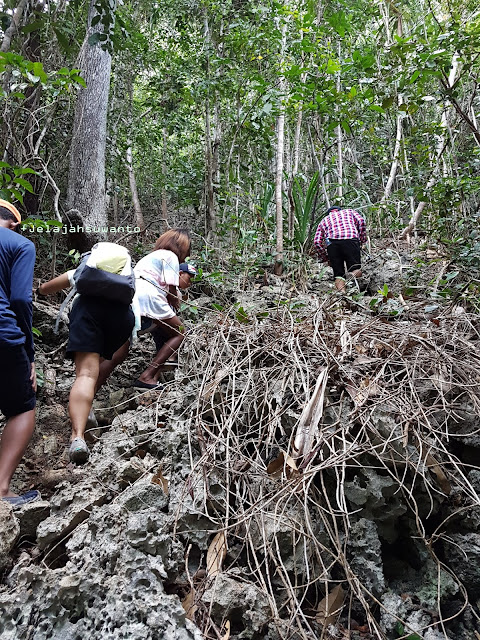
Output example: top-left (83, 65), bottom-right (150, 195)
top-left (0, 228), bottom-right (35, 252)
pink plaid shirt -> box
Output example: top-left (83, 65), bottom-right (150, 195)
top-left (314, 208), bottom-right (367, 262)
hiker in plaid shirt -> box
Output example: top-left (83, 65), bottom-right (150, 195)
top-left (314, 206), bottom-right (367, 291)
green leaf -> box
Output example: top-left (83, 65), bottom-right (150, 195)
top-left (88, 32), bottom-right (103, 45)
top-left (235, 306), bottom-right (249, 323)
top-left (326, 59), bottom-right (341, 74)
top-left (410, 70), bottom-right (421, 83)
top-left (14, 178), bottom-right (34, 193)
top-left (32, 62), bottom-right (47, 82)
top-left (71, 75), bottom-right (87, 88)
top-left (21, 20), bottom-right (43, 34)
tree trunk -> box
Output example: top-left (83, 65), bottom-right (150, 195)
top-left (0, 0), bottom-right (29, 53)
top-left (400, 52), bottom-right (459, 239)
top-left (274, 21), bottom-right (287, 276)
top-left (126, 145), bottom-right (145, 230)
top-left (161, 127), bottom-right (168, 230)
top-left (381, 101), bottom-right (403, 203)
top-left (205, 97), bottom-right (217, 237)
top-left (336, 43), bottom-right (343, 201)
top-left (66, 0), bottom-right (114, 230)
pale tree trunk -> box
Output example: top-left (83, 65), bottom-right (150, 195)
top-left (381, 102), bottom-right (403, 203)
top-left (161, 127), bottom-right (168, 229)
top-left (288, 108), bottom-right (302, 239)
top-left (66, 0), bottom-right (115, 230)
top-left (124, 81), bottom-right (145, 231)
top-left (274, 21), bottom-right (287, 276)
top-left (380, 2), bottom-right (404, 205)
top-left (205, 97), bottom-right (217, 237)
top-left (126, 145), bottom-right (144, 230)
top-left (309, 122), bottom-right (329, 209)
top-left (336, 43), bottom-right (343, 201)
top-left (203, 11), bottom-right (217, 239)
top-left (400, 53), bottom-right (459, 239)
top-left (0, 0), bottom-right (29, 53)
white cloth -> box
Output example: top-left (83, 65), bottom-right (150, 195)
top-left (133, 249), bottom-right (179, 321)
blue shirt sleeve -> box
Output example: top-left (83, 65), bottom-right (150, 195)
top-left (10, 241), bottom-right (36, 362)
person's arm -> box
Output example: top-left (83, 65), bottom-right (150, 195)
top-left (38, 272), bottom-right (71, 295)
top-left (10, 242), bottom-right (36, 363)
top-left (353, 211), bottom-right (367, 244)
top-left (166, 284), bottom-right (180, 311)
top-left (313, 224), bottom-right (328, 262)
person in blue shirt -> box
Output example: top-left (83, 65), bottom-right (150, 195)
top-left (0, 200), bottom-right (40, 506)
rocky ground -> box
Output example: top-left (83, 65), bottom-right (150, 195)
top-left (1, 243), bottom-right (480, 640)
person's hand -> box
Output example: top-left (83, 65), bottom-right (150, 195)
top-left (30, 362), bottom-right (37, 392)
top-left (167, 292), bottom-right (180, 311)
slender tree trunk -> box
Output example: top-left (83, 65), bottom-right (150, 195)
top-left (66, 0), bottom-right (115, 229)
top-left (0, 0), bottom-right (29, 53)
top-left (161, 127), bottom-right (168, 229)
top-left (124, 79), bottom-right (145, 231)
top-left (288, 99), bottom-right (304, 240)
top-left (274, 21), bottom-right (287, 276)
top-left (400, 52), bottom-right (459, 239)
top-left (126, 145), bottom-right (145, 230)
top-left (203, 11), bottom-right (217, 238)
top-left (205, 97), bottom-right (217, 237)
top-left (309, 122), bottom-right (329, 209)
top-left (336, 43), bottom-right (343, 201)
top-left (381, 102), bottom-right (403, 202)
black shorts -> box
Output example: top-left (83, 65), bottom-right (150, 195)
top-left (140, 316), bottom-right (166, 352)
top-left (0, 345), bottom-right (36, 418)
top-left (67, 296), bottom-right (135, 360)
top-left (327, 239), bottom-right (361, 279)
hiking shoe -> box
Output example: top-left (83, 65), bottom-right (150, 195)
top-left (2, 490), bottom-right (41, 508)
top-left (69, 437), bottom-right (90, 465)
top-left (86, 408), bottom-right (98, 429)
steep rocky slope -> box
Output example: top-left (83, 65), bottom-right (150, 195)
top-left (1, 249), bottom-right (480, 640)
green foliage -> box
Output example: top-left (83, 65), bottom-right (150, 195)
top-left (292, 172), bottom-right (319, 251)
top-left (394, 622), bottom-right (422, 640)
top-left (0, 161), bottom-right (38, 204)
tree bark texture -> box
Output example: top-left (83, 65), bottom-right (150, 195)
top-left (66, 0), bottom-right (114, 229)
top-left (0, 0), bottom-right (29, 53)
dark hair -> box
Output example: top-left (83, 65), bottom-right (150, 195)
top-left (154, 228), bottom-right (191, 262)
top-left (327, 205), bottom-right (342, 214)
top-left (0, 206), bottom-right (17, 222)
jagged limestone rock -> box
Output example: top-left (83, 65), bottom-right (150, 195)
top-left (348, 518), bottom-right (385, 596)
top-left (17, 499), bottom-right (50, 539)
top-left (0, 501), bottom-right (19, 571)
top-left (202, 572), bottom-right (270, 639)
top-left (444, 533), bottom-right (480, 601)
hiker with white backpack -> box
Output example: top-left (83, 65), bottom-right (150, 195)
top-left (95, 228), bottom-right (193, 391)
top-left (37, 242), bottom-right (136, 464)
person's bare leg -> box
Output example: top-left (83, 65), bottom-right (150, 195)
top-left (96, 341), bottom-right (130, 393)
top-left (350, 268), bottom-right (362, 279)
top-left (335, 277), bottom-right (346, 291)
top-left (0, 409), bottom-right (35, 498)
top-left (69, 352), bottom-right (100, 441)
top-left (138, 317), bottom-right (185, 385)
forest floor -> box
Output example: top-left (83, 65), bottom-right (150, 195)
top-left (1, 240), bottom-right (480, 640)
